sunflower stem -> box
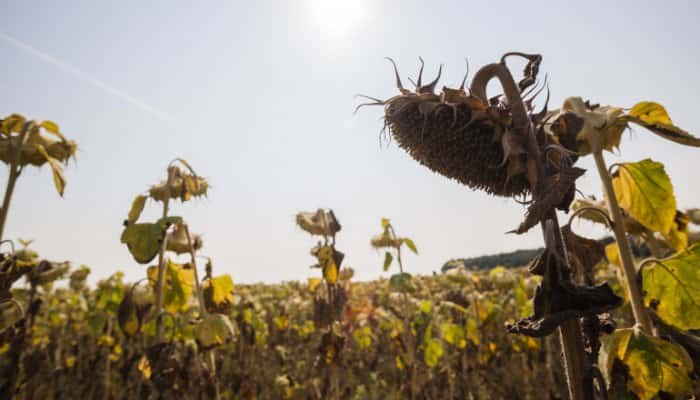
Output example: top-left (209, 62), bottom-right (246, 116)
top-left (0, 123), bottom-right (31, 242)
top-left (589, 143), bottom-right (654, 336)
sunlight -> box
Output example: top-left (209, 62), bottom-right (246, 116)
top-left (305, 0), bottom-right (368, 38)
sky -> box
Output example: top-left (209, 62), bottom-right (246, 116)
top-left (1, 0), bottom-right (699, 285)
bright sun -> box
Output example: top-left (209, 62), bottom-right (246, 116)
top-left (306, 0), bottom-right (367, 38)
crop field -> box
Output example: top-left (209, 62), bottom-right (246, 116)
top-left (2, 48), bottom-right (700, 400)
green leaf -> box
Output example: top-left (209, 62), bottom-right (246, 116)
top-left (402, 238), bottom-right (418, 254)
top-left (127, 195), bottom-right (148, 224)
top-left (423, 337), bottom-right (443, 368)
top-left (147, 260), bottom-right (195, 313)
top-left (600, 327), bottom-right (694, 400)
top-left (642, 244), bottom-right (700, 330)
top-left (383, 251), bottom-right (393, 271)
top-left (194, 314), bottom-right (235, 350)
top-left (120, 216), bottom-right (181, 264)
top-left (121, 223), bottom-right (162, 264)
top-left (625, 101), bottom-right (700, 147)
top-left (612, 159), bottom-right (676, 234)
top-left (441, 322), bottom-right (467, 349)
top-left (389, 272), bottom-right (412, 292)
top-left (35, 144), bottom-right (66, 196)
top-left (352, 325), bottom-right (373, 350)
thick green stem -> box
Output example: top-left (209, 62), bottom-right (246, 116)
top-left (590, 147), bottom-right (653, 335)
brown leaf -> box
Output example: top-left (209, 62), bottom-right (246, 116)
top-left (561, 224), bottom-right (605, 283)
top-left (511, 166), bottom-right (586, 234)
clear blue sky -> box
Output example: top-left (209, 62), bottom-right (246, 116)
top-left (2, 0), bottom-right (699, 284)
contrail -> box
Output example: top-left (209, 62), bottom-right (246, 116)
top-left (0, 31), bottom-right (172, 122)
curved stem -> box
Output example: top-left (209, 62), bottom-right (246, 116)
top-left (0, 239), bottom-right (15, 254)
top-left (182, 223), bottom-right (206, 317)
top-left (0, 298), bottom-right (25, 319)
top-left (469, 63), bottom-right (529, 132)
top-left (568, 206), bottom-right (615, 230)
top-left (472, 57), bottom-right (588, 400)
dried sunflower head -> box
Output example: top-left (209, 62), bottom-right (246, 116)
top-left (358, 57), bottom-right (539, 197)
top-left (149, 165), bottom-right (208, 202)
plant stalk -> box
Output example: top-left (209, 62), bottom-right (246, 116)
top-left (0, 123), bottom-right (31, 242)
top-left (154, 168), bottom-right (175, 342)
top-left (472, 59), bottom-right (588, 400)
top-left (589, 141), bottom-right (653, 335)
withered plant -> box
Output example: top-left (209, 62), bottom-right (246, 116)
top-left (296, 208), bottom-right (347, 398)
top-left (358, 53), bottom-right (625, 399)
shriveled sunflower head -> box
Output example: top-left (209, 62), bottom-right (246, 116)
top-left (357, 57), bottom-right (547, 197)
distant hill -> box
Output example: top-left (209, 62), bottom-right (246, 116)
top-left (441, 236), bottom-right (630, 273)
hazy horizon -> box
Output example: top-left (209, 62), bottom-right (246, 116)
top-left (2, 0), bottom-right (699, 284)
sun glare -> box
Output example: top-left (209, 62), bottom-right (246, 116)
top-left (306, 0), bottom-right (367, 38)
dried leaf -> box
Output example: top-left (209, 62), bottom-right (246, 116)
top-left (35, 144), bottom-right (66, 196)
top-left (511, 166), bottom-right (585, 234)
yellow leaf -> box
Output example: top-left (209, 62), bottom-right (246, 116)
top-left (65, 355), bottom-right (76, 368)
top-left (601, 328), bottom-right (694, 400)
top-left (605, 243), bottom-right (620, 266)
top-left (381, 218), bottom-right (390, 229)
top-left (203, 274), bottom-right (235, 313)
top-left (40, 120), bottom-right (67, 141)
top-left (1, 113), bottom-right (26, 133)
top-left (629, 101), bottom-right (673, 125)
top-left (137, 355), bottom-right (151, 379)
top-left (35, 144), bottom-right (66, 196)
top-left (611, 159), bottom-right (676, 234)
top-left (626, 101), bottom-right (700, 147)
top-left (127, 195), bottom-right (148, 224)
top-left (307, 277), bottom-right (322, 293)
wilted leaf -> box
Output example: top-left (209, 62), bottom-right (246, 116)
top-left (203, 274), bottom-right (234, 314)
top-left (0, 114), bottom-right (26, 133)
top-left (383, 251), bottom-right (393, 271)
top-left (127, 195), bottom-right (148, 225)
top-left (626, 101), bottom-right (700, 147)
top-left (146, 260), bottom-right (194, 313)
top-left (605, 243), bottom-right (620, 267)
top-left (381, 218), bottom-right (390, 229)
top-left (600, 327), bottom-right (694, 400)
top-left (39, 120), bottom-right (66, 141)
top-left (195, 314), bottom-right (235, 350)
top-left (307, 277), bottom-right (322, 293)
top-left (402, 238), bottom-right (418, 254)
top-left (662, 211), bottom-right (689, 252)
top-left (612, 159), bottom-right (676, 234)
top-left (511, 166), bottom-right (585, 234)
top-left (389, 272), bottom-right (412, 292)
top-left (120, 216), bottom-right (181, 264)
top-left (642, 244), bottom-right (700, 330)
top-left (35, 144), bottom-right (66, 196)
